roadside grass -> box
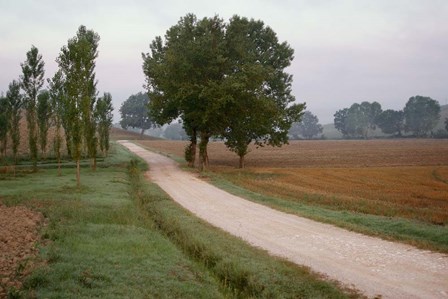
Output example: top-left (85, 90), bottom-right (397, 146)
top-left (203, 171), bottom-right (448, 253)
top-left (127, 161), bottom-right (361, 299)
top-left (0, 144), bottom-right (224, 298)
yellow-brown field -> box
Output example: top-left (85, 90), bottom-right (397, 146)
top-left (136, 139), bottom-right (448, 225)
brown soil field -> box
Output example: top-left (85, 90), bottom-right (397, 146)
top-left (136, 139), bottom-right (448, 224)
top-left (0, 203), bottom-right (44, 297)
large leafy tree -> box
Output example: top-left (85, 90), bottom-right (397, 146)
top-left (37, 90), bottom-right (52, 158)
top-left (404, 96), bottom-right (440, 137)
top-left (289, 111), bottom-right (322, 139)
top-left (95, 92), bottom-right (114, 156)
top-left (143, 14), bottom-right (304, 169)
top-left (57, 25), bottom-right (100, 186)
top-left (143, 14), bottom-right (227, 169)
top-left (6, 80), bottom-right (23, 164)
top-left (47, 70), bottom-right (66, 175)
top-left (334, 108), bottom-right (349, 137)
top-left (375, 109), bottom-right (404, 136)
top-left (20, 45), bottom-right (45, 171)
top-left (119, 92), bottom-right (153, 136)
top-left (219, 16), bottom-right (304, 168)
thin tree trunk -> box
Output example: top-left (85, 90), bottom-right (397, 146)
top-left (199, 132), bottom-right (210, 171)
top-left (140, 128), bottom-right (146, 137)
top-left (188, 129), bottom-right (197, 168)
top-left (239, 154), bottom-right (245, 169)
top-left (76, 159), bottom-right (81, 188)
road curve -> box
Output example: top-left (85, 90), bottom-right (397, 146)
top-left (118, 141), bottom-right (448, 299)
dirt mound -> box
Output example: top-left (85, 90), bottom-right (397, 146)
top-left (0, 203), bottom-right (44, 298)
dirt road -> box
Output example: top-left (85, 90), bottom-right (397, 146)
top-left (119, 141), bottom-right (448, 299)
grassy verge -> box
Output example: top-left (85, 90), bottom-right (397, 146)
top-left (203, 171), bottom-right (448, 253)
top-left (0, 144), bottom-right (224, 298)
top-left (127, 161), bottom-right (360, 298)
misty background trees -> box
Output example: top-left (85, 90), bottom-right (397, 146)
top-left (333, 96), bottom-right (443, 138)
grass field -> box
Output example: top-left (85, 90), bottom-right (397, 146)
top-left (135, 139), bottom-right (448, 252)
top-left (0, 140), bottom-right (356, 298)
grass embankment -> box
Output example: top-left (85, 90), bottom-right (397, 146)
top-left (0, 143), bottom-right (357, 298)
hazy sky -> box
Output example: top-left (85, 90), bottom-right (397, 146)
top-left (1, 0), bottom-right (447, 123)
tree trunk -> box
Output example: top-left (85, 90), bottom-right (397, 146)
top-left (57, 157), bottom-right (61, 176)
top-left (76, 159), bottom-right (81, 188)
top-left (187, 129), bottom-right (197, 168)
top-left (140, 128), bottom-right (146, 137)
top-left (239, 154), bottom-right (245, 169)
top-left (199, 132), bottom-right (210, 171)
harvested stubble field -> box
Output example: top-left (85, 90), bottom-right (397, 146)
top-left (136, 139), bottom-right (448, 225)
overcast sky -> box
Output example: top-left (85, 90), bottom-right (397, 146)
top-left (1, 0), bottom-right (447, 123)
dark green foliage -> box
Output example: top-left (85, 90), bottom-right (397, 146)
top-left (95, 92), bottom-right (114, 155)
top-left (20, 45), bottom-right (45, 171)
top-left (37, 90), bottom-right (52, 158)
top-left (6, 80), bottom-right (23, 164)
top-left (143, 14), bottom-right (304, 169)
top-left (404, 96), bottom-right (441, 136)
top-left (334, 108), bottom-right (349, 137)
top-left (289, 110), bottom-right (323, 139)
top-left (376, 109), bottom-right (404, 136)
top-left (119, 92), bottom-right (152, 135)
top-left (445, 118), bottom-right (448, 132)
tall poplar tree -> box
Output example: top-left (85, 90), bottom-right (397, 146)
top-left (95, 92), bottom-right (114, 156)
top-left (20, 45), bottom-right (45, 171)
top-left (37, 90), bottom-right (52, 158)
top-left (47, 70), bottom-right (66, 175)
top-left (6, 80), bottom-right (23, 165)
top-left (57, 25), bottom-right (100, 186)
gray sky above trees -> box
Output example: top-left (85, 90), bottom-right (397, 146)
top-left (1, 0), bottom-right (447, 123)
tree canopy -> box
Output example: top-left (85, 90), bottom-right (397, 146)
top-left (375, 109), bottom-right (404, 136)
top-left (334, 101), bottom-right (382, 139)
top-left (119, 92), bottom-right (153, 135)
top-left (143, 14), bottom-right (304, 168)
top-left (404, 96), bottom-right (440, 136)
top-left (289, 111), bottom-right (323, 139)
top-left (57, 25), bottom-right (100, 186)
top-left (20, 45), bottom-right (45, 171)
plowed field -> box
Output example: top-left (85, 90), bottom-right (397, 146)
top-left (136, 139), bottom-right (448, 224)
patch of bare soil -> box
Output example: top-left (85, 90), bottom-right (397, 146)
top-left (0, 202), bottom-right (44, 298)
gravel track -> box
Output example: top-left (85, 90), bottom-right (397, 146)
top-left (119, 141), bottom-right (448, 299)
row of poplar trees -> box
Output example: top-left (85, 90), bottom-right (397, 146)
top-left (0, 25), bottom-right (113, 186)
top-left (143, 14), bottom-right (305, 169)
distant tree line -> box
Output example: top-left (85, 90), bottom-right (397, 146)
top-left (141, 14), bottom-right (305, 169)
top-left (0, 25), bottom-right (114, 186)
top-left (334, 96), bottom-right (442, 139)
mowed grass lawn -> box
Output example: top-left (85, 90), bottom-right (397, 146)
top-left (0, 142), bottom-right (356, 298)
top-left (136, 139), bottom-right (448, 252)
